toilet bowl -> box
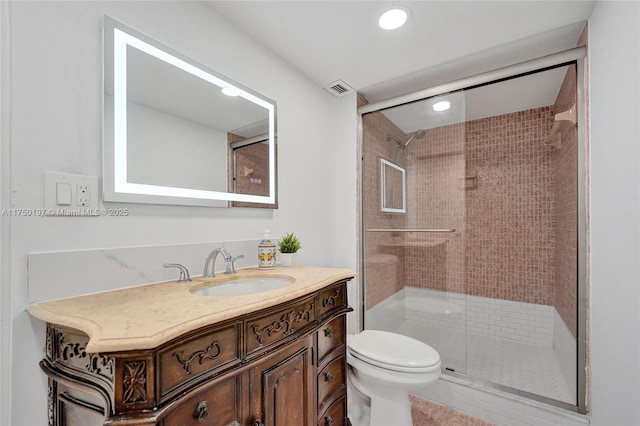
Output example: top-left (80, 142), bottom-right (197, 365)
top-left (346, 330), bottom-right (441, 426)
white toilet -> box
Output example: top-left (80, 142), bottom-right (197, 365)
top-left (347, 330), bottom-right (441, 426)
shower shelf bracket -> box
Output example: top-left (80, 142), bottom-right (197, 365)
top-left (543, 103), bottom-right (576, 148)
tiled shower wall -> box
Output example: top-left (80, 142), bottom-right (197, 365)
top-left (467, 107), bottom-right (556, 304)
top-left (405, 124), bottom-right (466, 295)
top-left (404, 106), bottom-right (556, 305)
top-left (363, 68), bottom-right (578, 333)
top-left (361, 94), bottom-right (408, 309)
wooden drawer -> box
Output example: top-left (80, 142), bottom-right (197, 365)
top-left (318, 394), bottom-right (347, 426)
top-left (316, 282), bottom-right (347, 319)
top-left (161, 375), bottom-right (241, 426)
top-left (245, 296), bottom-right (316, 354)
top-left (158, 323), bottom-right (240, 398)
top-left (318, 355), bottom-right (346, 411)
top-left (54, 381), bottom-right (107, 426)
top-left (318, 315), bottom-right (345, 364)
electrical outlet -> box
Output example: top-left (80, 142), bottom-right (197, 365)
top-left (77, 184), bottom-right (89, 206)
top-left (44, 172), bottom-right (99, 216)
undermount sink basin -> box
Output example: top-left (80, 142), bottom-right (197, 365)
top-left (191, 277), bottom-right (293, 297)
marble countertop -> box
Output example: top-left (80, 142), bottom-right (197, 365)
top-left (28, 265), bottom-right (356, 353)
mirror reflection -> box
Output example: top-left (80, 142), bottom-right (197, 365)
top-left (380, 159), bottom-right (406, 213)
top-left (229, 134), bottom-right (273, 208)
top-left (103, 16), bottom-right (277, 207)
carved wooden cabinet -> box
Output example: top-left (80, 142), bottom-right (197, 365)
top-left (40, 279), bottom-right (351, 426)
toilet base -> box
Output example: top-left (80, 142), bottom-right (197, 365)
top-left (348, 373), bottom-right (370, 426)
top-left (348, 368), bottom-right (413, 426)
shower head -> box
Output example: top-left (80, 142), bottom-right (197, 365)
top-left (402, 130), bottom-right (426, 148)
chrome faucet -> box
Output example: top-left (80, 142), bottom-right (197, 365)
top-left (203, 248), bottom-right (231, 278)
top-left (203, 248), bottom-right (245, 278)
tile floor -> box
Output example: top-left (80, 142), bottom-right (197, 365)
top-left (409, 395), bottom-right (496, 426)
top-left (378, 318), bottom-right (575, 405)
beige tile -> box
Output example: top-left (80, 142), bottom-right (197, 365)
top-left (410, 395), bottom-right (495, 426)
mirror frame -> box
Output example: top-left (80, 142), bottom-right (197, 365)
top-left (380, 158), bottom-right (406, 213)
top-left (103, 16), bottom-right (277, 207)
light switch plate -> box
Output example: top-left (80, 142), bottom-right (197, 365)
top-left (55, 182), bottom-right (72, 205)
top-left (44, 172), bottom-right (99, 216)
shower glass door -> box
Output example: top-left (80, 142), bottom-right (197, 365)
top-left (362, 91), bottom-right (468, 375)
top-left (457, 65), bottom-right (579, 405)
top-left (361, 63), bottom-right (581, 408)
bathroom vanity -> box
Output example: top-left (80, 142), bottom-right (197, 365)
top-left (28, 266), bottom-right (355, 426)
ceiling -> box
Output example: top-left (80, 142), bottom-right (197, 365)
top-left (209, 1), bottom-right (595, 131)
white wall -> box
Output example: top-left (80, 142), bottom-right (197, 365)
top-left (589, 1), bottom-right (640, 425)
top-left (1, 2), bottom-right (357, 425)
top-left (0, 1), bottom-right (10, 424)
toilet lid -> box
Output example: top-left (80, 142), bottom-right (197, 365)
top-left (348, 330), bottom-right (440, 371)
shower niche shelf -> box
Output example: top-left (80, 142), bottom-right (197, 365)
top-left (460, 176), bottom-right (478, 190)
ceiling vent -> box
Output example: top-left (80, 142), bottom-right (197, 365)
top-left (323, 80), bottom-right (355, 97)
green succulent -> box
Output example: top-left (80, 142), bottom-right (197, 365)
top-left (278, 232), bottom-right (302, 253)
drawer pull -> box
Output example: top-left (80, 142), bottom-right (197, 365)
top-left (195, 401), bottom-right (209, 423)
top-left (324, 327), bottom-right (334, 338)
top-left (325, 372), bottom-right (334, 382)
top-left (325, 415), bottom-right (333, 426)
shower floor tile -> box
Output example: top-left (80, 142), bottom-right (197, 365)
top-left (389, 319), bottom-right (575, 405)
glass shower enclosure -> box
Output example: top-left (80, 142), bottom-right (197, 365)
top-left (359, 50), bottom-right (586, 412)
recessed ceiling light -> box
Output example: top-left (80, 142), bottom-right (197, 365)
top-left (379, 8), bottom-right (409, 30)
top-left (221, 87), bottom-right (240, 96)
top-left (433, 101), bottom-right (451, 112)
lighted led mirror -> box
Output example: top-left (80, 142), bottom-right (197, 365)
top-left (103, 16), bottom-right (277, 207)
top-left (380, 159), bottom-right (406, 213)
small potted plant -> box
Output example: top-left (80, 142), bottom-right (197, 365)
top-left (278, 232), bottom-right (302, 267)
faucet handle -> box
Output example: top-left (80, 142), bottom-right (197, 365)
top-left (220, 248), bottom-right (232, 261)
top-left (226, 254), bottom-right (245, 274)
top-left (163, 263), bottom-right (192, 283)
